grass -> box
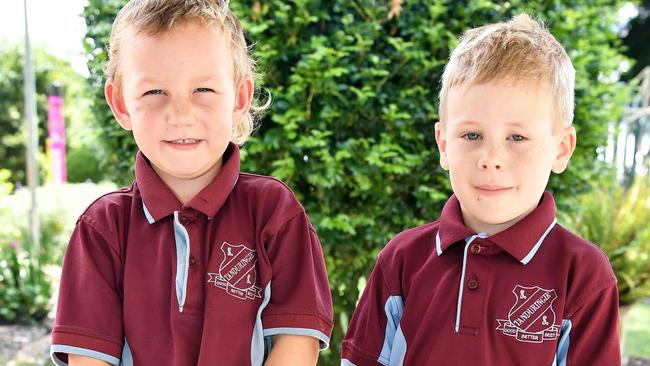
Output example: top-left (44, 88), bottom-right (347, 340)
top-left (624, 299), bottom-right (650, 358)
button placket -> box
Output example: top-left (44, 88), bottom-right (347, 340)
top-left (455, 234), bottom-right (488, 333)
top-left (468, 240), bottom-right (482, 290)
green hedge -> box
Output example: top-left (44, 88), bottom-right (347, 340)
top-left (83, 1), bottom-right (631, 363)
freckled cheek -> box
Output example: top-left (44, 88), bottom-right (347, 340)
top-left (510, 146), bottom-right (554, 178)
top-left (508, 144), bottom-right (537, 162)
top-left (132, 100), bottom-right (167, 120)
top-left (192, 106), bottom-right (229, 129)
top-left (195, 103), bottom-right (225, 118)
top-left (193, 94), bottom-right (231, 113)
top-left (194, 93), bottom-right (222, 107)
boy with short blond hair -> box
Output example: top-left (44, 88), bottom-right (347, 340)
top-left (50, 1), bottom-right (333, 365)
top-left (342, 14), bottom-right (620, 365)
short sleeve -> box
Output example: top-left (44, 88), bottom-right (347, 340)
top-left (342, 256), bottom-right (402, 366)
top-left (261, 212), bottom-right (333, 349)
top-left (559, 280), bottom-right (620, 365)
top-left (50, 215), bottom-right (124, 366)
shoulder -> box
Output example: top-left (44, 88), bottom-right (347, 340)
top-left (76, 183), bottom-right (137, 239)
top-left (80, 183), bottom-right (136, 219)
top-left (550, 223), bottom-right (614, 278)
top-left (382, 221), bottom-right (440, 256)
top-left (235, 172), bottom-right (307, 232)
top-left (549, 224), bottom-right (617, 314)
top-left (378, 220), bottom-right (440, 271)
top-left (237, 173), bottom-right (300, 201)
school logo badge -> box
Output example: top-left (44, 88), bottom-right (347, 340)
top-left (207, 242), bottom-right (262, 301)
top-left (496, 285), bottom-right (560, 343)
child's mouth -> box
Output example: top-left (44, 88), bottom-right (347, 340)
top-left (474, 185), bottom-right (513, 196)
top-left (169, 138), bottom-right (200, 145)
top-left (165, 138), bottom-right (203, 149)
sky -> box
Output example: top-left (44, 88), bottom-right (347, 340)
top-left (0, 0), bottom-right (89, 76)
top-left (0, 1), bottom-right (641, 79)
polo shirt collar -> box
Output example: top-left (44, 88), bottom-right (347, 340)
top-left (436, 191), bottom-right (557, 265)
top-left (136, 143), bottom-right (241, 223)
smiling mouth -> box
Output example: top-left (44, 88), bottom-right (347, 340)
top-left (475, 186), bottom-right (513, 195)
top-left (167, 138), bottom-right (200, 145)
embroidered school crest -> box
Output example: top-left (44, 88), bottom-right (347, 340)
top-left (496, 285), bottom-right (560, 343)
top-left (207, 242), bottom-right (262, 301)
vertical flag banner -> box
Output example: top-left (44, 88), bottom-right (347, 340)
top-left (47, 83), bottom-right (67, 183)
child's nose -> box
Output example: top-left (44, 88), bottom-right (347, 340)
top-left (169, 99), bottom-right (194, 126)
top-left (478, 144), bottom-right (504, 170)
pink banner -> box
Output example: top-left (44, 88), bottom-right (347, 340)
top-left (47, 95), bottom-right (67, 183)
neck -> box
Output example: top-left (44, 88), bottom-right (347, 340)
top-left (461, 205), bottom-right (536, 236)
top-left (154, 160), bottom-right (223, 205)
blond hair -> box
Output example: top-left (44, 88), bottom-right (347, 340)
top-left (105, 0), bottom-right (268, 144)
top-left (439, 14), bottom-right (575, 126)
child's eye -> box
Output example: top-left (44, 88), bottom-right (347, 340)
top-left (462, 132), bottom-right (481, 141)
top-left (510, 134), bottom-right (526, 142)
top-left (195, 87), bottom-right (215, 93)
top-left (143, 89), bottom-right (164, 96)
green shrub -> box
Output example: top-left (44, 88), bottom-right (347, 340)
top-left (561, 177), bottom-right (650, 306)
top-left (0, 182), bottom-right (116, 323)
top-left (0, 239), bottom-right (52, 323)
top-left (67, 144), bottom-right (104, 183)
top-left (0, 182), bottom-right (51, 323)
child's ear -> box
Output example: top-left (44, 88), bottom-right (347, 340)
top-left (551, 125), bottom-right (576, 174)
top-left (105, 79), bottom-right (132, 130)
top-left (434, 122), bottom-right (450, 171)
top-left (233, 77), bottom-right (254, 122)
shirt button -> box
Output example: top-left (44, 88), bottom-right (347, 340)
top-left (189, 256), bottom-right (196, 266)
top-left (470, 243), bottom-right (481, 254)
top-left (180, 216), bottom-right (189, 224)
top-left (467, 279), bottom-right (479, 290)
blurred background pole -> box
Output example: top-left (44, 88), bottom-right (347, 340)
top-left (23, 0), bottom-right (40, 249)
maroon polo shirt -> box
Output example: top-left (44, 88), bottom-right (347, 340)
top-left (51, 143), bottom-right (333, 366)
top-left (342, 192), bottom-right (620, 365)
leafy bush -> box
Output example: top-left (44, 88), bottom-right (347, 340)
top-left (0, 182), bottom-right (116, 323)
top-left (0, 176), bottom-right (50, 323)
top-left (561, 177), bottom-right (650, 306)
top-left (67, 144), bottom-right (104, 183)
top-left (82, 1), bottom-right (632, 363)
top-left (0, 238), bottom-right (52, 323)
